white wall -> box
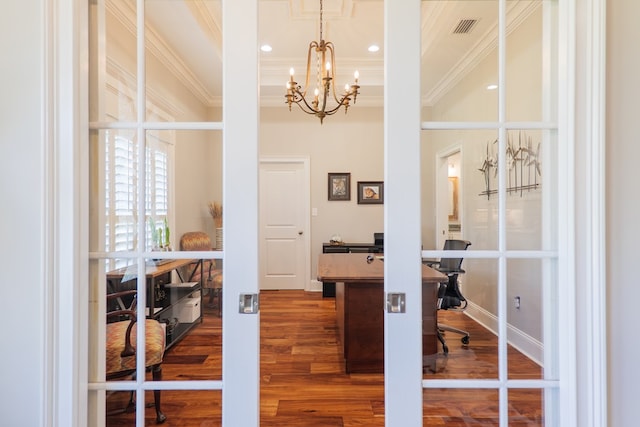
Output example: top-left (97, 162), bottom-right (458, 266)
top-left (174, 127), bottom-right (223, 241)
top-left (260, 106), bottom-right (385, 280)
top-left (606, 2), bottom-right (640, 426)
top-left (0, 1), bottom-right (45, 425)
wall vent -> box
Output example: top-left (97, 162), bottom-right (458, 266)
top-left (452, 19), bottom-right (478, 34)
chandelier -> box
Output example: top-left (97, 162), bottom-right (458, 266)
top-left (285, 0), bottom-right (360, 124)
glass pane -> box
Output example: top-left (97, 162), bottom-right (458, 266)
top-left (506, 129), bottom-right (557, 251)
top-left (421, 0), bottom-right (499, 122)
top-left (509, 389), bottom-right (545, 426)
top-left (507, 258), bottom-right (558, 381)
top-left (504, 129), bottom-right (543, 250)
top-left (424, 388), bottom-right (546, 424)
top-left (424, 258), bottom-right (499, 379)
top-left (145, 0), bottom-right (223, 122)
top-left (423, 388), bottom-right (499, 424)
top-left (421, 129), bottom-right (499, 251)
top-left (90, 128), bottom-right (142, 253)
top-left (161, 270), bottom-right (223, 380)
top-left (168, 129), bottom-right (223, 241)
top-left (89, 0), bottom-right (139, 123)
top-left (103, 390), bottom-right (222, 425)
top-left (505, 0), bottom-right (558, 123)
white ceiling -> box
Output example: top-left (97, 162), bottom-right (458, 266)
top-left (138, 0), bottom-right (538, 108)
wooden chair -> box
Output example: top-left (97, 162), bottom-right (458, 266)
top-left (106, 290), bottom-right (167, 424)
top-left (180, 231), bottom-right (223, 316)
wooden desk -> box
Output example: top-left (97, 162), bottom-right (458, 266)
top-left (321, 242), bottom-right (384, 297)
top-left (317, 253), bottom-right (446, 373)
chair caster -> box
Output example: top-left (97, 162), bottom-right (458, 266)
top-left (461, 335), bottom-right (470, 345)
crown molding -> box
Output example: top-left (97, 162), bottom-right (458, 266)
top-left (289, 0), bottom-right (354, 20)
top-left (106, 0), bottom-right (217, 107)
top-left (106, 59), bottom-right (184, 119)
top-left (423, 0), bottom-right (540, 107)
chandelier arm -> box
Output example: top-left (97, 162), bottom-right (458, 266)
top-left (291, 89), bottom-right (321, 115)
top-left (302, 41), bottom-right (319, 97)
top-left (321, 95), bottom-right (354, 116)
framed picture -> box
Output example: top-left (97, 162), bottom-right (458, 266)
top-left (328, 173), bottom-right (351, 201)
top-left (357, 181), bottom-right (384, 204)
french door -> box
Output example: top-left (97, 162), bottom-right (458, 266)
top-left (407, 0), bottom-right (571, 425)
top-left (86, 0), bottom-right (258, 425)
top-left (83, 0), bottom-right (574, 426)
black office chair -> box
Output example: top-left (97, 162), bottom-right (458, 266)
top-left (425, 239), bottom-right (472, 354)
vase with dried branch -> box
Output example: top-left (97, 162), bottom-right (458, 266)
top-left (208, 201), bottom-right (223, 250)
top-left (208, 201), bottom-right (223, 228)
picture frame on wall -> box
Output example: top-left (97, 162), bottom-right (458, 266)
top-left (357, 181), bottom-right (384, 204)
top-left (328, 172), bottom-right (351, 201)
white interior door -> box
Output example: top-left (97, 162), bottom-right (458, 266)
top-left (259, 158), bottom-right (310, 290)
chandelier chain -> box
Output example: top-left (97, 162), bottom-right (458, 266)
top-left (319, 0), bottom-right (324, 41)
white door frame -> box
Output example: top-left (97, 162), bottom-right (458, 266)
top-left (383, 1), bottom-right (424, 425)
top-left (435, 146), bottom-right (463, 249)
top-left (259, 157), bottom-right (311, 290)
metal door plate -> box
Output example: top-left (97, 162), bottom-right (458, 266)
top-left (386, 292), bottom-right (406, 313)
top-left (239, 293), bottom-right (260, 314)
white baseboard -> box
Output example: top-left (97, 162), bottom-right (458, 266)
top-left (307, 279), bottom-right (323, 292)
top-left (464, 301), bottom-right (543, 366)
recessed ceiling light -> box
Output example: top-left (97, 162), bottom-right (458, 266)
top-left (486, 84), bottom-right (498, 90)
top-left (368, 44), bottom-right (380, 53)
top-left (260, 44), bottom-right (272, 52)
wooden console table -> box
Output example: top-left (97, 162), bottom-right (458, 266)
top-left (106, 258), bottom-right (203, 349)
top-left (317, 253), bottom-right (446, 373)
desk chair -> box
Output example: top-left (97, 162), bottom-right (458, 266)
top-left (106, 290), bottom-right (166, 423)
top-left (179, 231), bottom-right (223, 316)
top-left (425, 239), bottom-right (472, 354)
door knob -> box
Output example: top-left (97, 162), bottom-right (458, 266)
top-left (298, 231), bottom-right (303, 235)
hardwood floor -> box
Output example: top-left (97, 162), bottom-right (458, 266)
top-left (106, 290), bottom-right (543, 426)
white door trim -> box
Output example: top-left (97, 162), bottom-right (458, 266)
top-left (574, 0), bottom-right (607, 424)
top-left (435, 145), bottom-right (463, 249)
top-left (49, 0), bottom-right (90, 425)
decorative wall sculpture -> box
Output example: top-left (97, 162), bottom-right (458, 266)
top-left (478, 131), bottom-right (541, 199)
